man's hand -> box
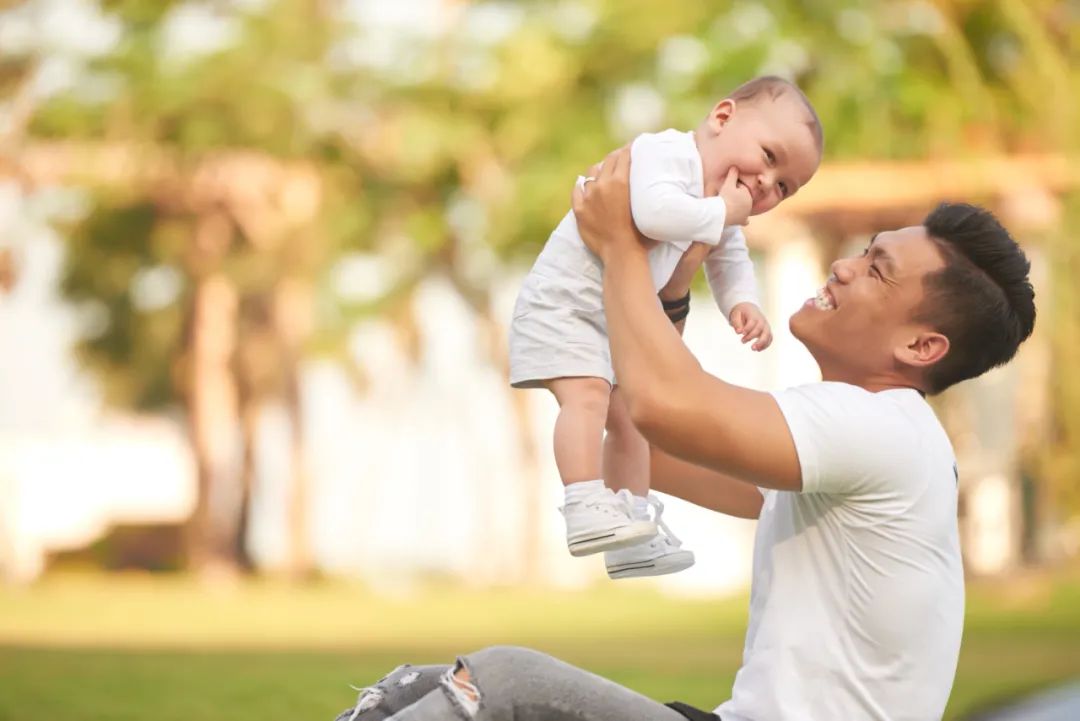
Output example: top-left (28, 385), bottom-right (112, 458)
top-left (717, 167), bottom-right (752, 227)
top-left (730, 302), bottom-right (773, 351)
top-left (572, 147), bottom-right (650, 264)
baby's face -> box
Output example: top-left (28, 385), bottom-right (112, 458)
top-left (698, 95), bottom-right (821, 216)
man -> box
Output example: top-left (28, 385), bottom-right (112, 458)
top-left (334, 148), bottom-right (1036, 721)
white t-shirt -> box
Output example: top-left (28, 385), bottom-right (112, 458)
top-left (716, 383), bottom-right (964, 721)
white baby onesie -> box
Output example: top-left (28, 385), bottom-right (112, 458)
top-left (509, 129), bottom-right (760, 388)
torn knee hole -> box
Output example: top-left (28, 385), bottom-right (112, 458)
top-left (441, 661), bottom-right (481, 716)
top-left (452, 669), bottom-right (478, 701)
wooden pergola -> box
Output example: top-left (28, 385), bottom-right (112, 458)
top-left (7, 142), bottom-right (1073, 250)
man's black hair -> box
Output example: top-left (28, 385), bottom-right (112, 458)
top-left (918, 202), bottom-right (1036, 394)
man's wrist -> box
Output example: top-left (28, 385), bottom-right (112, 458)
top-left (600, 233), bottom-right (648, 266)
top-left (661, 291), bottom-right (690, 323)
top-left (661, 292), bottom-right (691, 310)
top-left (659, 285), bottom-right (691, 302)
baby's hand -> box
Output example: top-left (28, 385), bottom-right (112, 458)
top-left (717, 167), bottom-right (752, 227)
top-left (729, 302), bottom-right (772, 351)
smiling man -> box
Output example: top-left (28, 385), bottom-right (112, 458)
top-left (573, 147), bottom-right (1036, 720)
top-left (333, 150), bottom-right (1036, 721)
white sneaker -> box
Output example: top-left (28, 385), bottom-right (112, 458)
top-left (605, 495), bottom-right (695, 579)
top-left (560, 487), bottom-right (657, 557)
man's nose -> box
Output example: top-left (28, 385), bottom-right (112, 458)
top-left (830, 258), bottom-right (855, 282)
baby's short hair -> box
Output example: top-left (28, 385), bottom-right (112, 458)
top-left (728, 76), bottom-right (823, 153)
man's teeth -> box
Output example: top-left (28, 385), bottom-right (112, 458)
top-left (814, 288), bottom-right (835, 310)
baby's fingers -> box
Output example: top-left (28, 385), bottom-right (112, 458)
top-left (730, 310), bottom-right (747, 334)
top-left (752, 326), bottom-right (774, 352)
top-left (740, 319), bottom-right (762, 344)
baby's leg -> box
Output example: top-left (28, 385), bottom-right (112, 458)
top-left (546, 377), bottom-right (655, 556)
top-left (546, 376), bottom-right (611, 485)
top-left (601, 388), bottom-right (695, 579)
top-left (603, 387), bottom-right (650, 498)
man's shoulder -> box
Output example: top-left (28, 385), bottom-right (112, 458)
top-left (772, 383), bottom-right (939, 457)
top-left (772, 382), bottom-right (952, 496)
top-left (777, 381), bottom-right (925, 409)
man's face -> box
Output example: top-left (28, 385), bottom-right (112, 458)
top-left (790, 226), bottom-right (948, 379)
top-left (699, 95), bottom-right (821, 216)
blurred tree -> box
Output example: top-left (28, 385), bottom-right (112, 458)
top-left (9, 0), bottom-right (1079, 580)
top-left (345, 0), bottom-right (1079, 548)
top-left (16, 0), bottom-right (372, 577)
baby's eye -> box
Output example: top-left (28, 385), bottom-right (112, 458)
top-left (764, 148), bottom-right (776, 164)
top-left (778, 182), bottom-right (789, 197)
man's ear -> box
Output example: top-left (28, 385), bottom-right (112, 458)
top-left (896, 330), bottom-right (950, 370)
top-left (706, 99), bottom-right (736, 134)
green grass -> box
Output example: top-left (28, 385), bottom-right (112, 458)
top-left (1, 572), bottom-right (1078, 720)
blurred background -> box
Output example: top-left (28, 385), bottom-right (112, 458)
top-left (0, 0), bottom-right (1078, 719)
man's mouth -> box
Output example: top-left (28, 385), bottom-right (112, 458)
top-left (810, 286), bottom-right (837, 310)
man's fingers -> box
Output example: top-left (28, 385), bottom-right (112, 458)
top-left (571, 182), bottom-right (587, 215)
top-left (601, 150), bottom-right (619, 179)
top-left (603, 146), bottom-right (631, 178)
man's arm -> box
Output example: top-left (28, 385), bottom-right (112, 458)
top-left (573, 148), bottom-right (802, 492)
top-left (651, 445), bottom-right (764, 518)
top-left (649, 245), bottom-right (764, 517)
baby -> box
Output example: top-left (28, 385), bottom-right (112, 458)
top-left (509, 76), bottom-right (822, 578)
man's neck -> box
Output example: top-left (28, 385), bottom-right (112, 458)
top-left (817, 363), bottom-right (924, 395)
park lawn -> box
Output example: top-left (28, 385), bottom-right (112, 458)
top-left (1, 572), bottom-right (1078, 721)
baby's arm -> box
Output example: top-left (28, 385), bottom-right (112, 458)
top-left (704, 228), bottom-right (772, 351)
top-left (703, 227), bottom-right (760, 315)
top-left (629, 134), bottom-right (730, 246)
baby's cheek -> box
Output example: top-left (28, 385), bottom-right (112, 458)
top-left (753, 196), bottom-right (781, 216)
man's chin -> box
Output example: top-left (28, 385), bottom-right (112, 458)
top-left (789, 307), bottom-right (812, 340)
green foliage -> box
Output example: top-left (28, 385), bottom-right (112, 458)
top-left (15, 0), bottom-right (1080, 518)
top-left (62, 199), bottom-right (185, 409)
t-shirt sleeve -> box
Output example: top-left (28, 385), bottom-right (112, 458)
top-left (703, 227), bottom-right (761, 319)
top-left (770, 383), bottom-right (917, 496)
top-left (629, 132), bottom-right (729, 246)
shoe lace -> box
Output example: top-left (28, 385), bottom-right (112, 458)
top-left (646, 494), bottom-right (682, 548)
top-left (559, 487), bottom-right (636, 519)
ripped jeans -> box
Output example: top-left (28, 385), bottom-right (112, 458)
top-left (333, 645), bottom-right (696, 721)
